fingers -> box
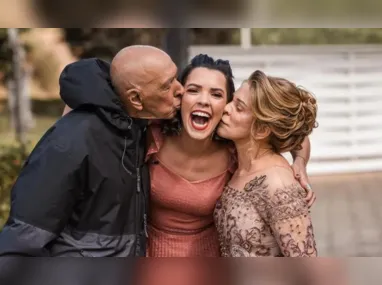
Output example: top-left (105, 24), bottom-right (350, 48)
top-left (305, 183), bottom-right (313, 192)
top-left (292, 162), bottom-right (315, 208)
top-left (304, 188), bottom-right (316, 209)
top-left (303, 182), bottom-right (316, 209)
top-left (298, 175), bottom-right (311, 192)
top-left (304, 186), bottom-right (313, 199)
top-left (306, 194), bottom-right (316, 209)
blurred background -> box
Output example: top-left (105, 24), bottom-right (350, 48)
top-left (1, 28), bottom-right (382, 260)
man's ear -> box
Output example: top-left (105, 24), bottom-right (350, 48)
top-left (125, 89), bottom-right (143, 111)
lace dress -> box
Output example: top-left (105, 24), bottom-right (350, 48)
top-left (214, 166), bottom-right (317, 257)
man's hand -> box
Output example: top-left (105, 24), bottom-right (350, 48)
top-left (291, 156), bottom-right (316, 209)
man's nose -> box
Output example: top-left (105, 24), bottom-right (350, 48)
top-left (174, 81), bottom-right (184, 98)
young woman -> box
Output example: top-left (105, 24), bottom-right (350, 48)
top-left (214, 70), bottom-right (318, 257)
top-left (145, 56), bottom-right (315, 257)
top-left (145, 54), bottom-right (236, 257)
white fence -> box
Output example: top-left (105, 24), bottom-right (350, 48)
top-left (189, 45), bottom-right (382, 176)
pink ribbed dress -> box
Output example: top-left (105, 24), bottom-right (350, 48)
top-left (145, 124), bottom-right (235, 257)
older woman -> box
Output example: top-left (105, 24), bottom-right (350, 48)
top-left (215, 70), bottom-right (318, 257)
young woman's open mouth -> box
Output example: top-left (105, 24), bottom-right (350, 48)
top-left (190, 110), bottom-right (211, 131)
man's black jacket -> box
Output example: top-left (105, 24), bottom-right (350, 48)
top-left (0, 58), bottom-right (150, 257)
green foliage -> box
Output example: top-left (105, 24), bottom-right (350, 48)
top-left (0, 143), bottom-right (29, 229)
top-left (251, 28), bottom-right (382, 45)
top-left (64, 28), bottom-right (166, 61)
top-left (191, 29), bottom-right (240, 45)
top-left (267, 0), bottom-right (382, 20)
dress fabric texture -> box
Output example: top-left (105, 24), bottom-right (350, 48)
top-left (214, 166), bottom-right (317, 257)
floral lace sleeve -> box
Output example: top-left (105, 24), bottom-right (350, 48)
top-left (249, 169), bottom-right (318, 257)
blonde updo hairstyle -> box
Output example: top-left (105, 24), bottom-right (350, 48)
top-left (248, 70), bottom-right (318, 154)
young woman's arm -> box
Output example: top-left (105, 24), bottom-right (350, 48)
top-left (291, 136), bottom-right (311, 164)
top-left (291, 136), bottom-right (316, 208)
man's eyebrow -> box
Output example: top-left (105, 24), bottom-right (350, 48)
top-left (161, 76), bottom-right (175, 88)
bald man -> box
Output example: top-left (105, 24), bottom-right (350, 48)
top-left (0, 46), bottom-right (183, 259)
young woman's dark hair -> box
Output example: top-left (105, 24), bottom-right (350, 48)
top-left (161, 54), bottom-right (235, 140)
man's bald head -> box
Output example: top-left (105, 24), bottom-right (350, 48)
top-left (109, 45), bottom-right (183, 119)
top-left (110, 45), bottom-right (172, 94)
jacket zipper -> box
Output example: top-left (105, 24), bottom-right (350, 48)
top-left (142, 126), bottom-right (148, 239)
top-left (135, 129), bottom-right (141, 255)
top-left (137, 167), bottom-right (148, 238)
top-left (134, 127), bottom-right (148, 256)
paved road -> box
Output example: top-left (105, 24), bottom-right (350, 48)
top-left (310, 171), bottom-right (382, 257)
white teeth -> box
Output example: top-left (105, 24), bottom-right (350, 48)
top-left (192, 111), bottom-right (211, 118)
